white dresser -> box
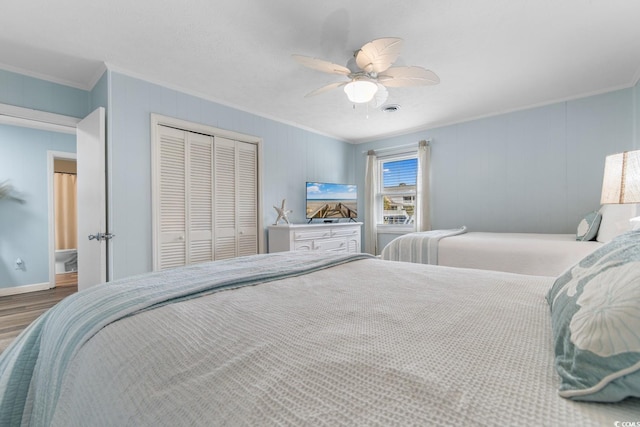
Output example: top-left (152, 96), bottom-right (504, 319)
top-left (268, 222), bottom-right (362, 253)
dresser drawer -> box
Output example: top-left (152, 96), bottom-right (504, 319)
top-left (313, 238), bottom-right (347, 252)
top-left (293, 240), bottom-right (314, 251)
top-left (331, 227), bottom-right (360, 238)
top-left (293, 230), bottom-right (332, 241)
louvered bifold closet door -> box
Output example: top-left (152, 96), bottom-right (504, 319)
top-left (213, 137), bottom-right (259, 260)
top-left (187, 133), bottom-right (214, 264)
top-left (237, 141), bottom-right (258, 256)
top-left (158, 126), bottom-right (187, 269)
top-left (213, 137), bottom-right (238, 260)
top-left (155, 124), bottom-right (260, 269)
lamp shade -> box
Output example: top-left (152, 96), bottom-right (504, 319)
top-left (601, 150), bottom-right (640, 204)
top-left (344, 80), bottom-right (378, 103)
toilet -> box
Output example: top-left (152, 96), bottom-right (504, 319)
top-left (55, 249), bottom-right (78, 274)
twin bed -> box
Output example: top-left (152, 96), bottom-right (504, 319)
top-left (380, 228), bottom-right (602, 276)
top-left (380, 204), bottom-right (637, 277)
top-left (1, 235), bottom-right (640, 425)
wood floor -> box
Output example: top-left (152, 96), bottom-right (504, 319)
top-left (0, 273), bottom-right (77, 354)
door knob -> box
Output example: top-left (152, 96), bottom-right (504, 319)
top-left (88, 232), bottom-right (115, 241)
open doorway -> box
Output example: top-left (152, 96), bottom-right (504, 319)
top-left (48, 152), bottom-right (78, 290)
top-left (0, 104), bottom-right (106, 296)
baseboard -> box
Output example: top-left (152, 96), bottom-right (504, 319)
top-left (0, 282), bottom-right (53, 297)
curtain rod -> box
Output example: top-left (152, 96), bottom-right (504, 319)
top-left (361, 139), bottom-right (431, 154)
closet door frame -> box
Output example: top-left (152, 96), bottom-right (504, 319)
top-left (150, 114), bottom-right (264, 271)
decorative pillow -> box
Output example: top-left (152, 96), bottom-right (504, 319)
top-left (575, 211), bottom-right (601, 241)
top-left (597, 204), bottom-right (636, 243)
top-left (546, 230), bottom-right (640, 402)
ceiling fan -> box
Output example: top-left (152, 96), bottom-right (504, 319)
top-left (292, 37), bottom-right (440, 107)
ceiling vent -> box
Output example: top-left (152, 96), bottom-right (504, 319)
top-left (381, 104), bottom-right (401, 113)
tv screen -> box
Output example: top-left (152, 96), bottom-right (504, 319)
top-left (306, 182), bottom-right (357, 219)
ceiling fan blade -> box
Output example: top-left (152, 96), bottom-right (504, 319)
top-left (305, 81), bottom-right (347, 97)
top-left (372, 84), bottom-right (388, 108)
top-left (355, 38), bottom-right (403, 74)
top-left (378, 66), bottom-right (440, 87)
top-left (292, 54), bottom-right (351, 76)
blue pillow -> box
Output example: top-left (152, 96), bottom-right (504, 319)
top-left (576, 211), bottom-right (602, 241)
top-left (546, 231), bottom-right (640, 401)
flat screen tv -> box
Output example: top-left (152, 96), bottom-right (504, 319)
top-left (306, 182), bottom-right (357, 221)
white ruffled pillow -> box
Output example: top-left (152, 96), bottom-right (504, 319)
top-left (597, 204), bottom-right (637, 243)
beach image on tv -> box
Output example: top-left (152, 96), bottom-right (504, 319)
top-left (306, 182), bottom-right (357, 219)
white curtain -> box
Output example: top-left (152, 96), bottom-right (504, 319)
top-left (54, 172), bottom-right (78, 250)
top-left (416, 140), bottom-right (431, 231)
top-left (364, 150), bottom-right (378, 255)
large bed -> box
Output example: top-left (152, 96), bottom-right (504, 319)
top-left (1, 242), bottom-right (640, 425)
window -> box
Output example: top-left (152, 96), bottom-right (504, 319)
top-left (377, 154), bottom-right (417, 228)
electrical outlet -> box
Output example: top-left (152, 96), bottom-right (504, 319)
top-left (15, 257), bottom-right (24, 270)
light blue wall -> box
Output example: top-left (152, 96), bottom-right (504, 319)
top-left (107, 71), bottom-right (354, 280)
top-left (1, 66), bottom-right (638, 282)
top-left (0, 125), bottom-right (76, 288)
top-left (357, 88), bottom-right (635, 238)
top-left (89, 72), bottom-right (108, 111)
top-left (0, 69), bottom-right (87, 289)
top-left (634, 79), bottom-right (640, 150)
top-left (0, 69), bottom-right (89, 118)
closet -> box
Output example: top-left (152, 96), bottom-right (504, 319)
top-left (152, 118), bottom-right (261, 271)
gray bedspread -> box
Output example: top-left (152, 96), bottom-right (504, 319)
top-left (0, 251), bottom-right (370, 426)
top-left (2, 251), bottom-right (639, 425)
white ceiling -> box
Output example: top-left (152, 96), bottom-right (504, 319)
top-left (1, 0), bottom-right (639, 143)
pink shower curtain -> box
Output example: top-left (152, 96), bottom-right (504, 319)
top-left (54, 172), bottom-right (78, 250)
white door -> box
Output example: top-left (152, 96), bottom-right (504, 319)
top-left (154, 126), bottom-right (214, 270)
top-left (156, 126), bottom-right (187, 270)
top-left (213, 137), bottom-right (237, 260)
top-left (236, 141), bottom-right (258, 256)
top-left (76, 107), bottom-right (107, 290)
top-left (214, 138), bottom-right (258, 260)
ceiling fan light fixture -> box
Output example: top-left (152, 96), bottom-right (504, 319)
top-left (293, 37), bottom-right (439, 105)
top-left (344, 80), bottom-right (378, 103)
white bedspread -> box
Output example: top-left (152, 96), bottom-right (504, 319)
top-left (47, 255), bottom-right (639, 425)
top-left (438, 232), bottom-right (602, 277)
